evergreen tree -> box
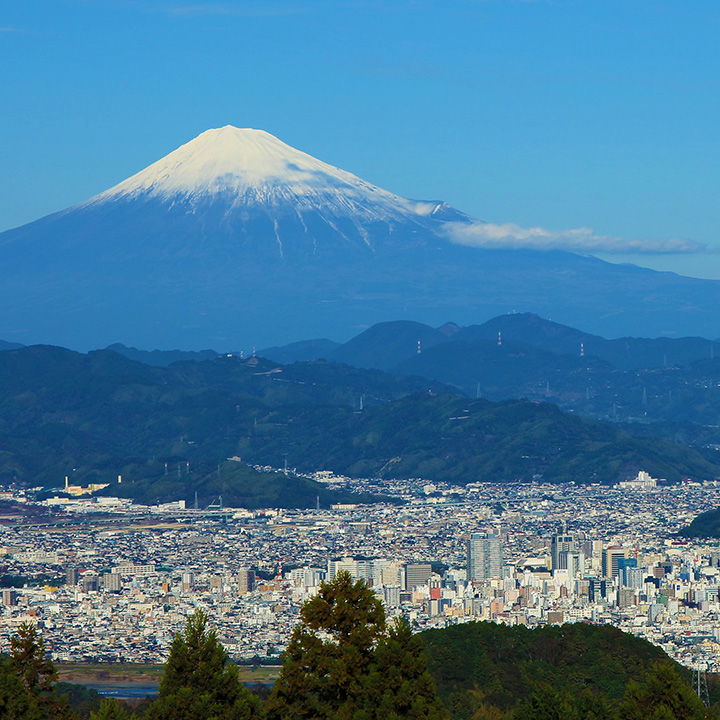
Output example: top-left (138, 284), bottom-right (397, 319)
top-left (362, 617), bottom-right (447, 720)
top-left (267, 571), bottom-right (385, 720)
top-left (90, 697), bottom-right (130, 720)
top-left (0, 655), bottom-right (36, 720)
top-left (147, 609), bottom-right (263, 720)
top-left (9, 621), bottom-right (57, 694)
top-left (515, 684), bottom-right (573, 720)
top-left (267, 571), bottom-right (447, 720)
top-left (2, 623), bottom-right (72, 720)
top-left (618, 662), bottom-right (706, 720)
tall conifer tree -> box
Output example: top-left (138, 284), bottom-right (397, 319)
top-left (147, 609), bottom-right (263, 720)
top-left (267, 571), bottom-right (447, 720)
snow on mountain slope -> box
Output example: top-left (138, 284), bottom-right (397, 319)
top-left (2, 125), bottom-right (720, 350)
top-left (83, 126), bottom-right (447, 226)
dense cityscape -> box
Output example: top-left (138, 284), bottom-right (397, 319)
top-left (2, 469), bottom-right (719, 675)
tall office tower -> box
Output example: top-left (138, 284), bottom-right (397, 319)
top-left (617, 556), bottom-right (638, 587)
top-left (602, 546), bottom-right (627, 580)
top-left (404, 562), bottom-right (433, 591)
top-left (467, 532), bottom-right (503, 581)
top-left (327, 557), bottom-right (358, 581)
top-left (181, 572), bottom-right (194, 592)
top-left (1, 589), bottom-right (17, 606)
top-left (237, 569), bottom-right (256, 594)
top-left (103, 572), bottom-right (122, 593)
top-left (81, 575), bottom-right (99, 593)
top-left (66, 567), bottom-right (79, 586)
top-left (551, 524), bottom-right (577, 571)
top-left (564, 550), bottom-right (586, 578)
top-left (384, 585), bottom-right (400, 607)
top-left (355, 559), bottom-right (374, 583)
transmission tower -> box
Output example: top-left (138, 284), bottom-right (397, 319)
top-left (695, 661), bottom-right (710, 707)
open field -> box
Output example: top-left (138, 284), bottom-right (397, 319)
top-left (56, 662), bottom-right (281, 686)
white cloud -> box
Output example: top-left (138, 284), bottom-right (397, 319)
top-left (443, 220), bottom-right (706, 254)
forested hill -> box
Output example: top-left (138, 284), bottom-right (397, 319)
top-left (0, 345), bottom-right (716, 496)
top-left (236, 393), bottom-right (719, 485)
top-left (679, 506), bottom-right (720, 538)
top-left (420, 621), bottom-right (710, 719)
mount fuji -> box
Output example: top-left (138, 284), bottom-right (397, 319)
top-left (1, 125), bottom-right (720, 350)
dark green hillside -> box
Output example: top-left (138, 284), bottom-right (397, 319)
top-left (96, 459), bottom-right (390, 509)
top-left (238, 393), bottom-right (719, 484)
top-left (0, 345), bottom-right (446, 490)
top-left (105, 343), bottom-right (220, 366)
top-left (329, 319), bottom-right (450, 371)
top-left (0, 344), bottom-right (717, 494)
top-left (455, 312), bottom-right (720, 371)
top-left (394, 337), bottom-right (615, 400)
top-left (420, 621), bottom-right (706, 720)
top-left (679, 506), bottom-right (720, 538)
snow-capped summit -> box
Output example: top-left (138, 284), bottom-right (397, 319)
top-left (1, 126), bottom-right (720, 351)
top-left (85, 125), bottom-right (445, 227)
top-left (89, 126), bottom-right (373, 200)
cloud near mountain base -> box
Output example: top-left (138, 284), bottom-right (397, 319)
top-left (443, 220), bottom-right (706, 254)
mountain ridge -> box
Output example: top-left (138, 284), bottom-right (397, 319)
top-left (0, 342), bottom-right (716, 490)
top-left (3, 128), bottom-right (720, 349)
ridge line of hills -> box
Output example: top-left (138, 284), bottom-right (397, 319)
top-left (4, 126), bottom-right (720, 348)
top-left (0, 335), bottom-right (718, 505)
top-left (11, 311), bottom-right (720, 447)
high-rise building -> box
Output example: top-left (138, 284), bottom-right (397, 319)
top-left (383, 585), bottom-right (400, 607)
top-left (602, 546), bottom-right (627, 580)
top-left (328, 557), bottom-right (358, 581)
top-left (238, 569), bottom-right (256, 594)
top-left (181, 572), bottom-right (194, 592)
top-left (81, 575), bottom-right (99, 593)
top-left (2, 589), bottom-right (17, 606)
top-left (467, 532), bottom-right (503, 581)
top-left (103, 573), bottom-right (122, 592)
top-left (551, 525), bottom-right (576, 571)
top-left (404, 562), bottom-right (433, 591)
top-left (65, 568), bottom-right (79, 586)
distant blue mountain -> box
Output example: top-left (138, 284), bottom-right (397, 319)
top-left (266, 313), bottom-right (720, 373)
top-left (105, 343), bottom-right (220, 366)
top-left (0, 340), bottom-right (24, 351)
top-left (1, 126), bottom-right (720, 351)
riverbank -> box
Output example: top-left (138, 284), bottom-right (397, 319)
top-left (56, 662), bottom-right (280, 687)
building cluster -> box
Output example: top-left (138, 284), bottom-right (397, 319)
top-left (1, 473), bottom-right (720, 673)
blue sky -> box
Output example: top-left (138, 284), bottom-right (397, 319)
top-left (2, 0), bottom-right (720, 277)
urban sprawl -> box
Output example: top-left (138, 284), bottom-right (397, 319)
top-left (1, 469), bottom-right (720, 675)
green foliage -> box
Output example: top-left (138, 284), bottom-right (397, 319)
top-left (363, 617), bottom-right (447, 720)
top-left (679, 506), bottom-right (720, 538)
top-left (54, 682), bottom-right (104, 719)
top-left (420, 621), bottom-right (699, 720)
top-left (0, 623), bottom-right (72, 719)
top-left (0, 345), bottom-right (715, 493)
top-left (100, 458), bottom-right (392, 509)
top-left (147, 609), bottom-right (263, 720)
top-left (90, 697), bottom-right (130, 720)
top-left (0, 655), bottom-right (36, 720)
top-left (10, 622), bottom-right (57, 694)
top-left (618, 662), bottom-right (706, 720)
top-left (237, 394), bottom-right (719, 484)
top-left (267, 571), bottom-right (446, 720)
